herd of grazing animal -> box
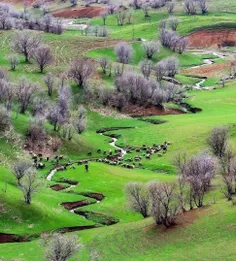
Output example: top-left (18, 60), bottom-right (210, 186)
top-left (28, 140), bottom-right (171, 171)
top-left (94, 141), bottom-right (171, 169)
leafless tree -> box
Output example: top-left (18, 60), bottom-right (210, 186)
top-left (20, 168), bottom-right (40, 204)
top-left (0, 14), bottom-right (14, 30)
top-left (131, 0), bottom-right (142, 9)
top-left (0, 79), bottom-right (15, 110)
top-left (168, 17), bottom-right (179, 31)
top-left (142, 4), bottom-right (151, 18)
top-left (166, 1), bottom-right (175, 13)
top-left (198, 0), bottom-right (208, 14)
top-left (44, 73), bottom-right (55, 96)
top-left (207, 126), bottom-right (229, 158)
top-left (46, 233), bottom-right (81, 261)
top-left (184, 0), bottom-right (197, 15)
top-left (101, 12), bottom-right (108, 25)
top-left (98, 57), bottom-right (110, 74)
top-left (73, 105), bottom-right (87, 134)
top-left (159, 19), bottom-right (167, 30)
top-left (12, 30), bottom-right (41, 62)
top-left (0, 106), bottom-right (10, 134)
top-left (176, 37), bottom-right (188, 54)
top-left (107, 4), bottom-right (117, 14)
top-left (12, 159), bottom-right (33, 186)
top-left (154, 61), bottom-right (166, 82)
top-left (140, 59), bottom-right (153, 79)
top-left (115, 9), bottom-right (126, 26)
top-left (175, 152), bottom-right (216, 208)
top-left (42, 14), bottom-right (52, 33)
top-left (164, 56), bottom-right (179, 77)
top-left (68, 58), bottom-right (95, 87)
top-left (115, 42), bottom-right (133, 64)
top-left (142, 41), bottom-right (160, 59)
top-left (125, 182), bottom-right (149, 218)
top-left (16, 77), bottom-right (38, 113)
top-left (34, 45), bottom-right (53, 73)
top-left (32, 95), bottom-right (49, 119)
top-left (8, 54), bottom-right (19, 71)
top-left (147, 181), bottom-right (180, 227)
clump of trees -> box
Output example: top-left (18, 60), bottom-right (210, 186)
top-left (207, 126), bottom-right (236, 202)
top-left (0, 3), bottom-right (63, 34)
top-left (13, 30), bottom-right (41, 63)
top-left (184, 0), bottom-right (208, 15)
top-left (159, 27), bottom-right (188, 54)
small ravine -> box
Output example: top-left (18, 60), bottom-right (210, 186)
top-left (190, 51), bottom-right (226, 89)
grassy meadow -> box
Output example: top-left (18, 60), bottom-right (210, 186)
top-left (0, 0), bottom-right (235, 260)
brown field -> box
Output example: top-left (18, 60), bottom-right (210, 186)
top-left (187, 29), bottom-right (236, 48)
top-left (53, 6), bottom-right (106, 19)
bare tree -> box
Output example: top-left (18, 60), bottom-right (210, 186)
top-left (12, 159), bottom-right (32, 186)
top-left (175, 152), bottom-right (216, 208)
top-left (20, 168), bottom-right (40, 204)
top-left (107, 4), bottom-right (117, 15)
top-left (12, 30), bottom-right (41, 62)
top-left (184, 0), bottom-right (197, 15)
top-left (140, 59), bottom-right (153, 79)
top-left (166, 1), bottom-right (175, 13)
top-left (142, 41), bottom-right (160, 59)
top-left (154, 61), bottom-right (166, 82)
top-left (164, 56), bottom-right (179, 77)
top-left (0, 79), bottom-right (15, 110)
top-left (115, 42), bottom-right (133, 64)
top-left (34, 45), bottom-right (53, 73)
top-left (44, 73), bottom-right (55, 96)
top-left (68, 58), bottom-right (95, 87)
top-left (8, 54), bottom-right (19, 71)
top-left (142, 4), bottom-right (151, 18)
top-left (207, 126), bottom-right (229, 158)
top-left (115, 9), bottom-right (126, 26)
top-left (147, 181), bottom-right (180, 227)
top-left (198, 0), bottom-right (208, 14)
top-left (101, 12), bottom-right (108, 25)
top-left (168, 17), bottom-right (179, 31)
top-left (176, 37), bottom-right (188, 54)
top-left (42, 14), bottom-right (52, 33)
top-left (16, 77), bottom-right (38, 114)
top-left (98, 57), bottom-right (110, 74)
top-left (125, 182), bottom-right (149, 218)
top-left (131, 0), bottom-right (142, 9)
top-left (0, 106), bottom-right (10, 134)
top-left (73, 105), bottom-right (87, 134)
top-left (46, 233), bottom-right (81, 261)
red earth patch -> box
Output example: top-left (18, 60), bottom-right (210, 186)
top-left (53, 6), bottom-right (106, 19)
top-left (186, 29), bottom-right (236, 48)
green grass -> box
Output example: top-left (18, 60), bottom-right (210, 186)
top-left (0, 2), bottom-right (236, 260)
top-left (87, 42), bottom-right (218, 68)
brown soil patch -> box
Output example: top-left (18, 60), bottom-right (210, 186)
top-left (57, 225), bottom-right (98, 233)
top-left (53, 6), bottom-right (106, 19)
top-left (61, 199), bottom-right (91, 210)
top-left (0, 233), bottom-right (27, 244)
top-left (182, 61), bottom-right (236, 78)
top-left (186, 29), bottom-right (236, 48)
top-left (80, 192), bottom-right (104, 201)
top-left (124, 104), bottom-right (184, 117)
top-left (50, 184), bottom-right (68, 191)
top-left (143, 208), bottom-right (208, 233)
